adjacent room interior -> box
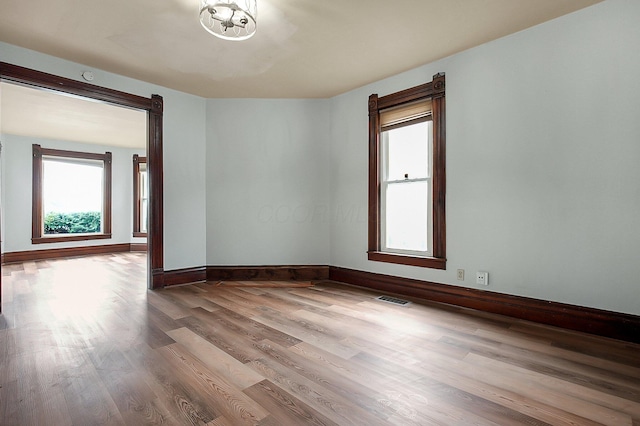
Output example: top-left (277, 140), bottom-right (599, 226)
top-left (0, 81), bottom-right (148, 268)
top-left (0, 0), bottom-right (639, 424)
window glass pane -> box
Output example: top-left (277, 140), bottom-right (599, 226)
top-left (384, 121), bottom-right (430, 181)
top-left (385, 181), bottom-right (428, 252)
top-left (140, 170), bottom-right (148, 199)
top-left (141, 199), bottom-right (148, 233)
top-left (43, 159), bottom-right (103, 234)
top-left (140, 170), bottom-right (148, 233)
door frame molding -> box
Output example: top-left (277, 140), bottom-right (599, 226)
top-left (0, 61), bottom-right (164, 291)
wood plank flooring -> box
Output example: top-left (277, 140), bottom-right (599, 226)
top-left (1, 253), bottom-right (639, 425)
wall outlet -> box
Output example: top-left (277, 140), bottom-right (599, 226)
top-left (476, 271), bottom-right (489, 286)
top-left (457, 269), bottom-right (464, 281)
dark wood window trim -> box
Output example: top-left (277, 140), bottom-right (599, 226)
top-left (368, 73), bottom-right (446, 269)
top-left (133, 154), bottom-right (147, 237)
top-left (32, 144), bottom-right (112, 244)
top-left (1, 61), bottom-right (164, 290)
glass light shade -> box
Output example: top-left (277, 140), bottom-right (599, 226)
top-left (200, 0), bottom-right (257, 41)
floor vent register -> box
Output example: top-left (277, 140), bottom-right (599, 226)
top-left (375, 295), bottom-right (411, 306)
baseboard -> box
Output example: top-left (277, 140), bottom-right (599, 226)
top-left (207, 265), bottom-right (330, 282)
top-left (164, 266), bottom-right (206, 287)
top-left (2, 243), bottom-right (132, 263)
top-left (329, 266), bottom-right (640, 344)
top-left (152, 268), bottom-right (165, 289)
top-left (129, 243), bottom-right (148, 252)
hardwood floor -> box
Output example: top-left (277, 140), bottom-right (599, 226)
top-left (1, 253), bottom-right (639, 425)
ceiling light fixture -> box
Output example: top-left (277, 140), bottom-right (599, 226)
top-left (199, 0), bottom-right (257, 41)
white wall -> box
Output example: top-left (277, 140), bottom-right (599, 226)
top-left (205, 99), bottom-right (330, 265)
top-left (2, 135), bottom-right (144, 252)
top-left (330, 0), bottom-right (640, 315)
top-left (0, 42), bottom-right (207, 270)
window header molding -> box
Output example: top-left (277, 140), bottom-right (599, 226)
top-left (369, 72), bottom-right (445, 114)
top-left (33, 144), bottom-right (113, 163)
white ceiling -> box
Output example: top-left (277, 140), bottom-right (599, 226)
top-left (0, 0), bottom-right (602, 99)
top-left (0, 0), bottom-right (602, 146)
top-left (1, 82), bottom-right (147, 148)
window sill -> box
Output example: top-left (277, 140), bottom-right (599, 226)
top-left (368, 251), bottom-right (446, 270)
top-left (32, 233), bottom-right (112, 244)
top-left (133, 232), bottom-right (148, 238)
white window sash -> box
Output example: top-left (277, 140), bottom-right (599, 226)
top-left (380, 121), bottom-right (434, 256)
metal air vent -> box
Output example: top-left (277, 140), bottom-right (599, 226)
top-left (376, 295), bottom-right (410, 306)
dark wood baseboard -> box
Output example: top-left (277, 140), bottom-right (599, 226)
top-left (164, 266), bottom-right (206, 287)
top-left (207, 265), bottom-right (330, 282)
top-left (130, 243), bottom-right (148, 252)
top-left (329, 266), bottom-right (640, 344)
top-left (152, 268), bottom-right (165, 288)
top-left (2, 243), bottom-right (149, 264)
top-left (3, 243), bottom-right (132, 263)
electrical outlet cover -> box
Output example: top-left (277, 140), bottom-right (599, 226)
top-left (476, 271), bottom-right (489, 285)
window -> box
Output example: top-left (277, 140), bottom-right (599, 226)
top-left (133, 154), bottom-right (148, 237)
top-left (368, 73), bottom-right (446, 269)
top-left (382, 116), bottom-right (432, 255)
top-left (32, 144), bottom-right (112, 244)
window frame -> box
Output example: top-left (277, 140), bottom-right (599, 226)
top-left (368, 73), bottom-right (446, 269)
top-left (133, 154), bottom-right (148, 237)
top-left (32, 144), bottom-right (112, 244)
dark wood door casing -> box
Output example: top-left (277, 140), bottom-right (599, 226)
top-left (0, 61), bottom-right (164, 293)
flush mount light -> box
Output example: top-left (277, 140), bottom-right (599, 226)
top-left (199, 0), bottom-right (257, 41)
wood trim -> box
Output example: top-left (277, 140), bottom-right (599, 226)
top-left (164, 266), bottom-right (207, 287)
top-left (367, 94), bottom-right (380, 256)
top-left (432, 74), bottom-right (446, 259)
top-left (33, 234), bottom-right (112, 244)
top-left (104, 151), bottom-right (113, 235)
top-left (3, 243), bottom-right (131, 263)
top-left (129, 243), bottom-right (148, 252)
top-left (328, 266), bottom-right (640, 344)
top-left (375, 75), bottom-right (446, 111)
top-left (152, 268), bottom-right (165, 288)
top-left (148, 95), bottom-right (164, 289)
top-left (1, 62), bottom-right (164, 291)
top-left (132, 155), bottom-right (147, 236)
top-left (367, 251), bottom-right (445, 269)
top-left (37, 146), bottom-right (111, 161)
top-left (0, 62), bottom-right (151, 110)
top-left (207, 265), bottom-right (330, 281)
top-left (31, 144), bottom-right (113, 243)
top-left (32, 144), bottom-right (43, 241)
top-left (368, 73), bottom-right (446, 269)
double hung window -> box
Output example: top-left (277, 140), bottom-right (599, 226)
top-left (133, 155), bottom-right (148, 237)
top-left (32, 144), bottom-right (112, 243)
top-left (368, 73), bottom-right (446, 269)
top-left (381, 105), bottom-right (432, 256)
